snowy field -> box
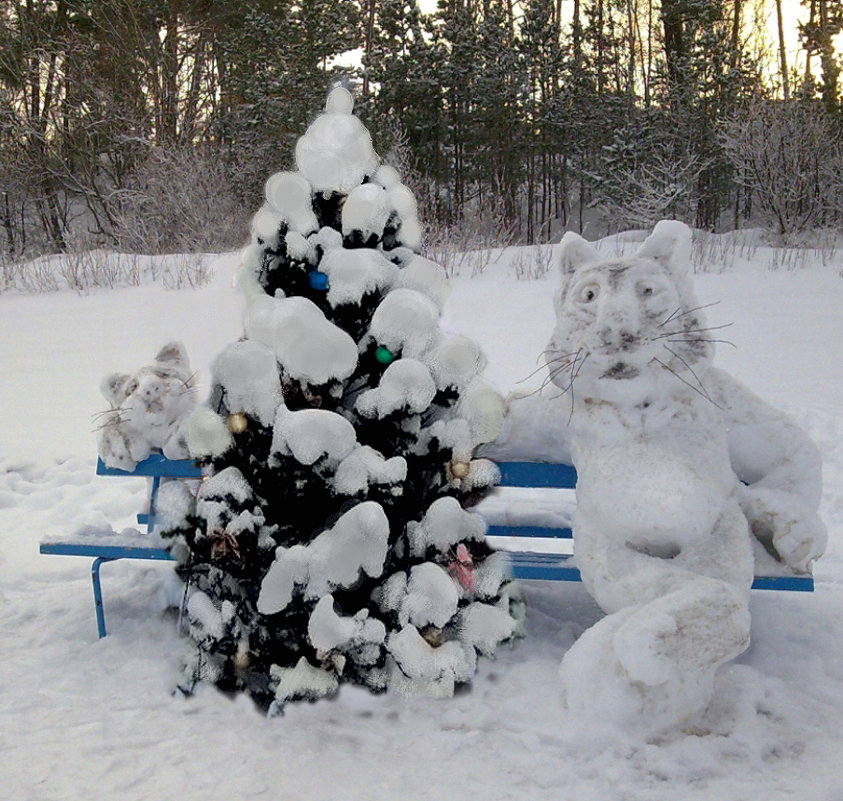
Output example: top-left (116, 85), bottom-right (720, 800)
top-left (1, 234), bottom-right (842, 800)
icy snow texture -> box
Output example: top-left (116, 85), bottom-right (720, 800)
top-left (405, 562), bottom-right (460, 628)
top-left (153, 480), bottom-right (195, 533)
top-left (423, 418), bottom-right (474, 462)
top-left (285, 230), bottom-right (315, 262)
top-left (469, 551), bottom-right (512, 600)
top-left (408, 496), bottom-right (486, 558)
top-left (310, 225), bottom-right (343, 255)
top-left (97, 341), bottom-right (196, 470)
top-left (456, 379), bottom-right (507, 445)
top-left (385, 183), bottom-right (422, 250)
top-left (241, 274), bottom-right (358, 385)
top-left (386, 626), bottom-right (475, 697)
top-left (355, 358), bottom-right (436, 418)
top-left (185, 406), bottom-right (232, 459)
top-left (294, 87), bottom-right (379, 194)
top-left (271, 406), bottom-right (357, 467)
top-left (257, 501), bottom-right (389, 614)
top-left (211, 339), bottom-right (281, 426)
top-left (195, 466), bottom-right (260, 537)
top-left (457, 602), bottom-right (516, 656)
top-left (392, 254), bottom-right (449, 308)
top-left (270, 657), bottom-right (339, 706)
top-left (372, 167), bottom-right (422, 250)
top-left (307, 595), bottom-right (386, 654)
top-left (250, 206), bottom-right (287, 249)
top-left (264, 172), bottom-right (319, 234)
top-left (187, 591), bottom-right (224, 641)
top-left (341, 184), bottom-right (390, 242)
top-left (425, 335), bottom-right (485, 393)
top-left (373, 164), bottom-right (400, 189)
top-left (368, 288), bottom-right (440, 358)
top-left (333, 445), bottom-right (407, 496)
top-left (318, 247), bottom-right (397, 307)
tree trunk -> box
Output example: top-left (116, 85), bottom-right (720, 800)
top-left (730, 0), bottom-right (742, 71)
top-left (775, 0), bottom-right (790, 99)
top-left (660, 0), bottom-right (684, 93)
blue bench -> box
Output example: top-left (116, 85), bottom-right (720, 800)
top-left (41, 456), bottom-right (813, 639)
top-left (40, 453), bottom-right (200, 638)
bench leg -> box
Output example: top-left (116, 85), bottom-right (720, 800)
top-left (91, 557), bottom-right (115, 638)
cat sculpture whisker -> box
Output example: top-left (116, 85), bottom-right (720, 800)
top-left (660, 301), bottom-right (721, 328)
top-left (517, 350), bottom-right (580, 384)
top-left (660, 345), bottom-right (722, 409)
top-left (653, 355), bottom-right (719, 407)
top-left (654, 322), bottom-right (734, 340)
top-left (666, 337), bottom-right (737, 349)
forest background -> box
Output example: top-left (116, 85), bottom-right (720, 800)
top-left (1, 0), bottom-right (842, 277)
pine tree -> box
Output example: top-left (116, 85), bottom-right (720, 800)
top-left (161, 87), bottom-right (523, 714)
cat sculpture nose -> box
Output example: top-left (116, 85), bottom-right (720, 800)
top-left (599, 326), bottom-right (637, 351)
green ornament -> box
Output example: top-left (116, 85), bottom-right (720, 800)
top-left (375, 346), bottom-right (395, 365)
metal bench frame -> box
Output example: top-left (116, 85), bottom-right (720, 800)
top-left (40, 454), bottom-right (200, 637)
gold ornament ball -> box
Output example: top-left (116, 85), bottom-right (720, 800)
top-left (449, 460), bottom-right (471, 479)
top-left (226, 413), bottom-right (248, 433)
top-left (420, 626), bottom-right (444, 648)
top-left (232, 648), bottom-right (251, 671)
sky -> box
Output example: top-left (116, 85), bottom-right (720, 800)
top-left (415, 0), bottom-right (815, 71)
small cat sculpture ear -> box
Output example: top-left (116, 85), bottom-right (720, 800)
top-left (636, 220), bottom-right (692, 277)
top-left (100, 373), bottom-right (131, 407)
top-left (558, 231), bottom-right (602, 275)
top-left (155, 341), bottom-right (189, 368)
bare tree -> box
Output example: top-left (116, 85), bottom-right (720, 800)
top-left (720, 100), bottom-right (843, 238)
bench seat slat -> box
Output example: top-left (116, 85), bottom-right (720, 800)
top-left (96, 455), bottom-right (202, 479)
top-left (496, 461), bottom-right (578, 488)
top-left (508, 551), bottom-right (582, 582)
top-left (505, 550), bottom-right (813, 591)
top-left (40, 542), bottom-right (174, 561)
top-left (487, 524), bottom-right (573, 539)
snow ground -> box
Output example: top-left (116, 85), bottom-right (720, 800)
top-left (1, 236), bottom-right (842, 801)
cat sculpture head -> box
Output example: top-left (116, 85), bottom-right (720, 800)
top-left (546, 221), bottom-right (715, 407)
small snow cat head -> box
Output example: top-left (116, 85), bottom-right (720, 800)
top-left (97, 341), bottom-right (196, 469)
top-left (546, 221), bottom-right (714, 405)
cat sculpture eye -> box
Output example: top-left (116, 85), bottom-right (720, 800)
top-left (577, 283), bottom-right (600, 303)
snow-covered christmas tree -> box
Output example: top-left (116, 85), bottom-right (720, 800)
top-left (160, 87), bottom-right (522, 714)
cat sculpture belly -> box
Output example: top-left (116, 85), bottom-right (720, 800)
top-left (486, 221), bottom-right (826, 736)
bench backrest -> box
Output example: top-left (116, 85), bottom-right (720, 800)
top-left (497, 461), bottom-right (577, 489)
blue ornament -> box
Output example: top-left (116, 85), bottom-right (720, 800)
top-left (308, 269), bottom-right (328, 291)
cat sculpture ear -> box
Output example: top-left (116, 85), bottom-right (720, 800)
top-left (101, 373), bottom-right (131, 407)
top-left (558, 231), bottom-right (602, 276)
top-left (155, 341), bottom-right (189, 368)
top-left (636, 220), bottom-right (692, 277)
